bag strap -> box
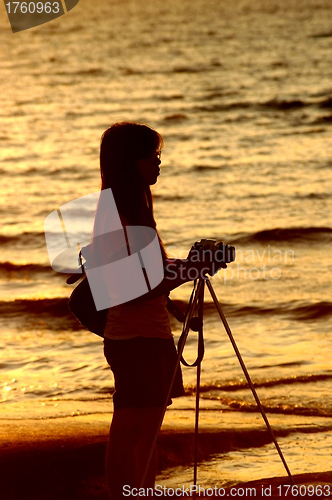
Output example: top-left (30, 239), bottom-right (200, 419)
top-left (66, 250), bottom-right (86, 285)
top-left (165, 295), bottom-right (185, 322)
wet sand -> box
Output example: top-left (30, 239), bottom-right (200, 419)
top-left (1, 415), bottom-right (330, 499)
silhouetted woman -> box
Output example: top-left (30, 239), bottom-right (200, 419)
top-left (96, 122), bottom-right (221, 499)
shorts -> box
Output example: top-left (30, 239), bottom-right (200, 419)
top-left (104, 336), bottom-right (185, 410)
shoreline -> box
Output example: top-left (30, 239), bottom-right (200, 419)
top-left (1, 415), bottom-right (330, 499)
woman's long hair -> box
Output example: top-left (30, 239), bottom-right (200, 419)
top-left (98, 122), bottom-right (167, 259)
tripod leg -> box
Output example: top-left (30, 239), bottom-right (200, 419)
top-left (193, 361), bottom-right (201, 497)
top-left (205, 279), bottom-right (295, 485)
top-left (193, 281), bottom-right (205, 494)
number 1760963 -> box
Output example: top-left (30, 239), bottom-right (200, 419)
top-left (277, 484), bottom-right (331, 497)
top-left (5, 2), bottom-right (60, 14)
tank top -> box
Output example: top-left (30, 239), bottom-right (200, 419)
top-left (103, 294), bottom-right (172, 339)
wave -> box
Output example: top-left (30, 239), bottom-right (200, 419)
top-left (55, 67), bottom-right (104, 76)
top-left (260, 98), bottom-right (305, 110)
top-left (196, 102), bottom-right (251, 113)
top-left (294, 192), bottom-right (331, 200)
top-left (261, 96), bottom-right (332, 111)
top-left (0, 231), bottom-right (46, 247)
top-left (0, 262), bottom-right (58, 282)
top-left (0, 165), bottom-right (84, 177)
top-left (155, 94), bottom-right (184, 101)
top-left (226, 300), bottom-right (332, 321)
top-left (286, 301), bottom-right (332, 320)
top-left (312, 115), bottom-right (332, 125)
top-left (49, 166), bottom-right (83, 175)
top-left (0, 298), bottom-right (80, 331)
top-left (154, 194), bottom-right (187, 201)
top-left (0, 298), bottom-right (69, 316)
top-left (0, 418), bottom-right (328, 478)
top-left (172, 65), bottom-right (209, 74)
top-left (186, 373), bottom-right (332, 394)
top-left (195, 96), bottom-right (332, 113)
top-left (318, 97), bottom-right (332, 108)
top-left (192, 165), bottom-right (225, 171)
top-left (229, 226), bottom-right (332, 244)
top-left (0, 225), bottom-right (330, 253)
top-left (163, 113), bottom-right (189, 122)
top-left (160, 424), bottom-right (332, 472)
top-left (1, 297), bottom-right (331, 330)
top-left (310, 31), bottom-right (332, 38)
top-left (6, 226), bottom-right (329, 255)
top-left (159, 425), bottom-right (332, 470)
top-left (172, 298), bottom-right (332, 321)
top-left (0, 262), bottom-right (53, 273)
top-left (202, 395), bottom-right (332, 419)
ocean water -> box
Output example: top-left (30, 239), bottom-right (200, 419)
top-left (0, 0), bottom-right (331, 488)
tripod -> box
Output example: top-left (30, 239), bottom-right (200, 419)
top-left (140, 277), bottom-right (295, 489)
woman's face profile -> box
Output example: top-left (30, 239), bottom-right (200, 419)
top-left (136, 150), bottom-right (162, 185)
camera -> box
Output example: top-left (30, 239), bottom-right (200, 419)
top-left (194, 239), bottom-right (236, 264)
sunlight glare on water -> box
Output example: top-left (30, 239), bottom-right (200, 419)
top-left (0, 0), bottom-right (331, 485)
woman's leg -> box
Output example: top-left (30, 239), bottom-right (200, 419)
top-left (105, 406), bottom-right (164, 500)
top-left (135, 407), bottom-right (164, 488)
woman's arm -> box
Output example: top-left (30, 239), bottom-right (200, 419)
top-left (127, 254), bottom-right (226, 305)
top-left (122, 259), bottom-right (188, 306)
